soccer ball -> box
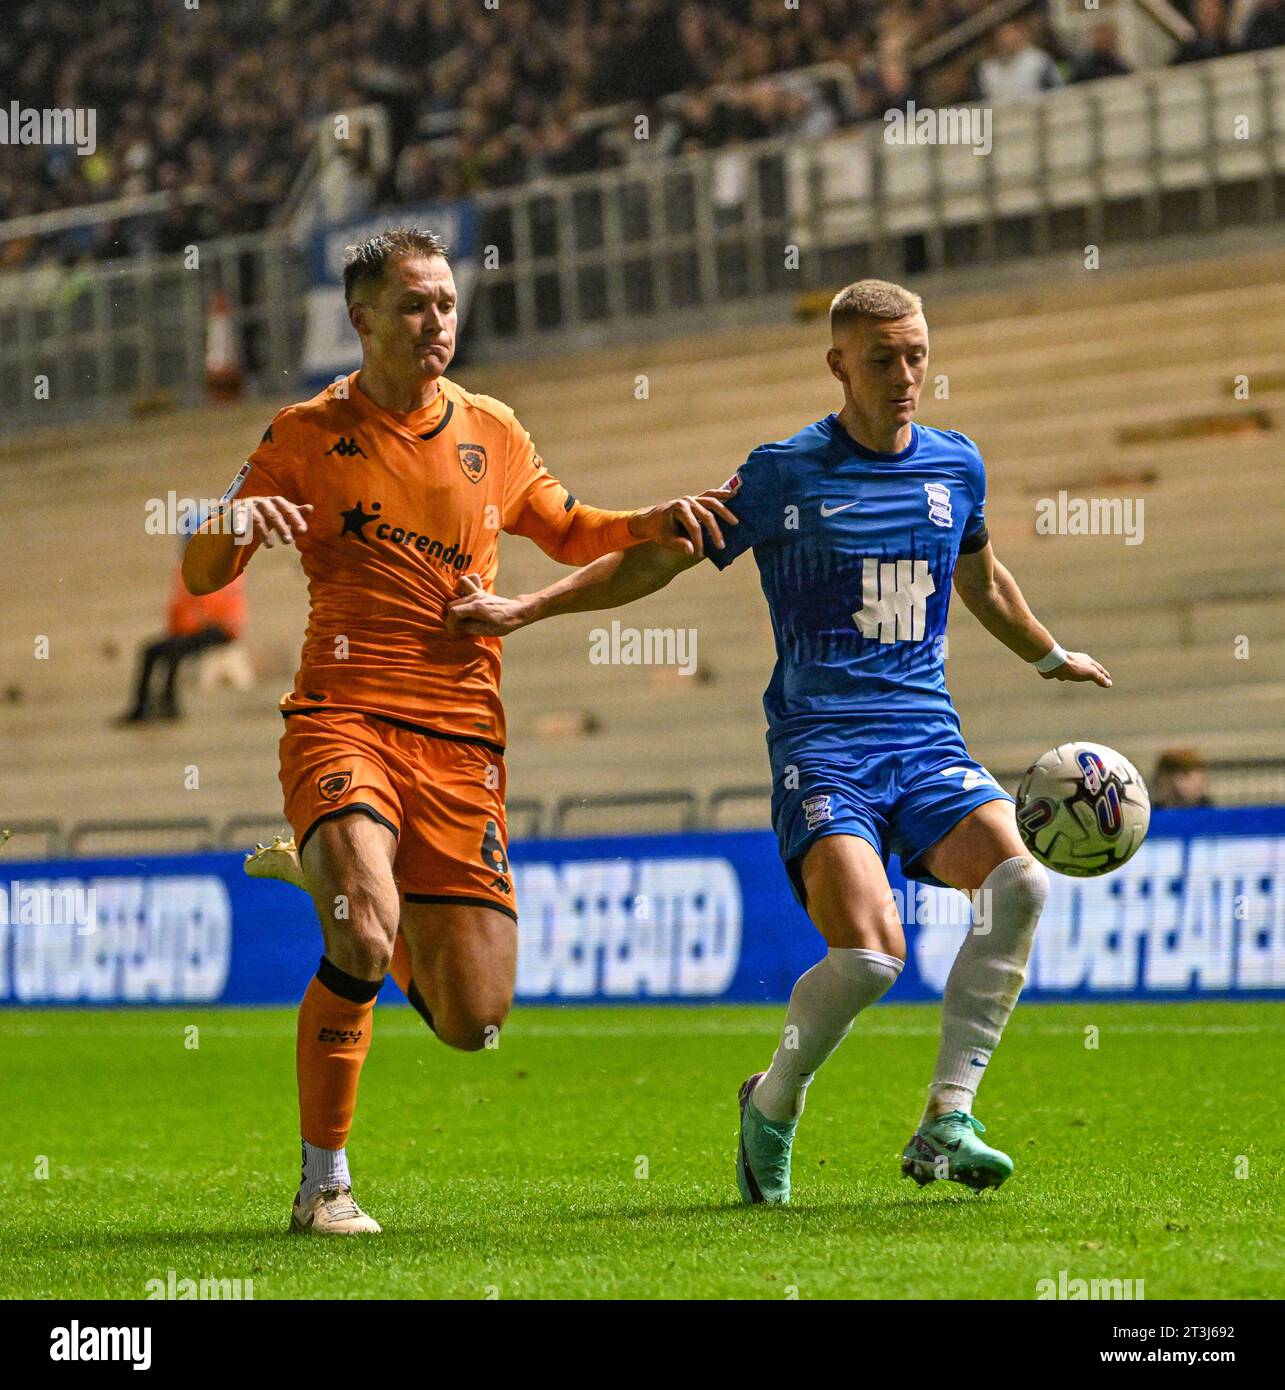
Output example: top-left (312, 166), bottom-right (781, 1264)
top-left (1015, 741), bottom-right (1150, 877)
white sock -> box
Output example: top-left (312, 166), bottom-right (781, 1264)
top-left (753, 947), bottom-right (904, 1123)
top-left (299, 1139), bottom-right (351, 1200)
top-left (922, 854), bottom-right (1049, 1125)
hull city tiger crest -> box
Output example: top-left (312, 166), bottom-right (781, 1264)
top-left (458, 442), bottom-right (487, 484)
top-left (318, 770), bottom-right (352, 802)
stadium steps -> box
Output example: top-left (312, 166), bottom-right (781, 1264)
top-left (484, 248), bottom-right (1285, 403)
top-left (491, 296), bottom-right (1285, 427)
top-left (5, 250), bottom-right (1285, 836)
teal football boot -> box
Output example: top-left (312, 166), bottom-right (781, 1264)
top-left (900, 1110), bottom-right (1014, 1192)
top-left (736, 1073), bottom-right (796, 1205)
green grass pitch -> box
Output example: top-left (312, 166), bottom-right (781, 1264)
top-left (3, 1001), bottom-right (1281, 1300)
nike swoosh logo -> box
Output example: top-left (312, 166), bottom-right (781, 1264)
top-left (819, 501), bottom-right (859, 517)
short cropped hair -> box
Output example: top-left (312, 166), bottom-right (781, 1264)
top-left (342, 228), bottom-right (450, 305)
top-left (830, 279), bottom-right (924, 337)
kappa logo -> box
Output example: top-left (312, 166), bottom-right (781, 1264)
top-left (802, 793), bottom-right (833, 830)
top-left (458, 442), bottom-right (487, 483)
top-left (924, 482), bottom-right (953, 528)
top-left (318, 770), bottom-right (352, 802)
top-left (325, 436), bottom-right (368, 458)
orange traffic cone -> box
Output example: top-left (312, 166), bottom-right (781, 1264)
top-left (205, 290), bottom-right (244, 401)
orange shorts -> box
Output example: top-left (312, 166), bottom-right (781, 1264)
top-left (279, 709), bottom-right (515, 920)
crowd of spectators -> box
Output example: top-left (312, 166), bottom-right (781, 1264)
top-left (1, 0), bottom-right (1283, 268)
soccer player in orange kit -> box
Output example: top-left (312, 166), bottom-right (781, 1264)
top-left (183, 228), bottom-right (735, 1234)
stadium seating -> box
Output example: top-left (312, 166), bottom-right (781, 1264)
top-left (2, 246), bottom-right (1282, 838)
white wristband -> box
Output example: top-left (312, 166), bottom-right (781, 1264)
top-left (1034, 642), bottom-right (1068, 673)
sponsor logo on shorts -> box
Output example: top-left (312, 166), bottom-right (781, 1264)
top-left (318, 770), bottom-right (352, 802)
top-left (481, 820), bottom-right (511, 880)
top-left (802, 793), bottom-right (833, 830)
top-left (458, 442), bottom-right (487, 483)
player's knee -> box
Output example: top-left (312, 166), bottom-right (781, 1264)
top-left (433, 1001), bottom-right (509, 1053)
top-left (434, 1016), bottom-right (496, 1053)
top-left (1010, 856), bottom-right (1051, 915)
top-left (332, 924), bottom-right (395, 980)
top-left (979, 855), bottom-right (1050, 939)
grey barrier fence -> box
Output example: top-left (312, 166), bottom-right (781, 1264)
top-left (1, 50), bottom-right (1282, 432)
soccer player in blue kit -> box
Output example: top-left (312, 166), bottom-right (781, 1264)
top-left (446, 279), bottom-right (1112, 1203)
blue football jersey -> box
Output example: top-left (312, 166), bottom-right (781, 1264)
top-left (708, 415), bottom-right (990, 751)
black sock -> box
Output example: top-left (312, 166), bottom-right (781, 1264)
top-left (316, 954), bottom-right (383, 1003)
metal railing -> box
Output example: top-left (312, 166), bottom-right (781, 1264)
top-left (0, 232), bottom-right (305, 429)
top-left (0, 48), bottom-right (1282, 431)
top-left (5, 759), bottom-right (1283, 859)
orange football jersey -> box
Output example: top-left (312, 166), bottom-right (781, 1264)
top-left (219, 371), bottom-right (640, 746)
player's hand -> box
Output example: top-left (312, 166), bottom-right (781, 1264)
top-left (230, 496), bottom-right (313, 548)
top-left (445, 573), bottom-right (530, 637)
top-left (628, 485), bottom-right (740, 558)
top-left (1040, 650), bottom-right (1112, 687)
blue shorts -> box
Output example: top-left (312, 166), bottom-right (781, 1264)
top-left (769, 738), bottom-right (1013, 907)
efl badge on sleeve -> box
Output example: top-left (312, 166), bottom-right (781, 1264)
top-left (220, 461), bottom-right (252, 502)
top-left (458, 443), bottom-right (487, 484)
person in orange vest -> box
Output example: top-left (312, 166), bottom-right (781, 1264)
top-left (118, 544), bottom-right (246, 723)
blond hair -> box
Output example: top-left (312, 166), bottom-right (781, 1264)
top-left (830, 279), bottom-right (923, 337)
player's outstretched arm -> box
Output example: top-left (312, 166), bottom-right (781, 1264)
top-left (626, 486), bottom-right (740, 557)
top-left (445, 543), bottom-right (701, 637)
top-left (953, 543), bottom-right (1111, 687)
top-left (182, 497), bottom-right (313, 594)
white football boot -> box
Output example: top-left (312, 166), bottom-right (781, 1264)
top-left (289, 1186), bottom-right (382, 1235)
top-left (244, 835), bottom-right (307, 891)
